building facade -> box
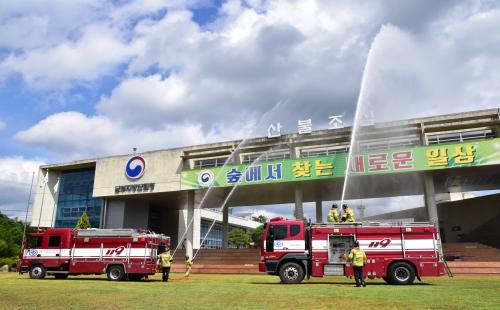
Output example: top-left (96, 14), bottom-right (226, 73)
top-left (31, 109), bottom-right (500, 258)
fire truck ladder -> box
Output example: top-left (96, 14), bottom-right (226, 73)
top-left (435, 236), bottom-right (453, 277)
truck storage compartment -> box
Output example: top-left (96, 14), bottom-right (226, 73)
top-left (324, 264), bottom-right (345, 276)
top-left (328, 235), bottom-right (354, 263)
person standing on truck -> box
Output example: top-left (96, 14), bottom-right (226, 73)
top-left (341, 204), bottom-right (356, 222)
top-left (158, 248), bottom-right (173, 282)
top-left (348, 241), bottom-right (367, 287)
top-left (184, 256), bottom-right (193, 277)
top-left (327, 204), bottom-right (341, 223)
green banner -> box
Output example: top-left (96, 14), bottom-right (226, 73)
top-left (181, 138), bottom-right (500, 189)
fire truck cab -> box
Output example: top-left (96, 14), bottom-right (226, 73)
top-left (259, 217), bottom-right (447, 285)
top-left (18, 228), bottom-right (170, 281)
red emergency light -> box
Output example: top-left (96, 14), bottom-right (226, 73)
top-left (270, 217), bottom-right (284, 222)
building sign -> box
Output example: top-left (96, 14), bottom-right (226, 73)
top-left (181, 138), bottom-right (500, 189)
top-left (115, 183), bottom-right (155, 194)
top-left (267, 123), bottom-right (282, 138)
top-left (125, 156), bottom-right (146, 179)
top-left (267, 114), bottom-right (344, 138)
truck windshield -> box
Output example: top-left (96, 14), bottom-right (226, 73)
top-left (28, 236), bottom-right (43, 248)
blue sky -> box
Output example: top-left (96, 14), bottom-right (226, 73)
top-left (1, 0), bottom-right (500, 219)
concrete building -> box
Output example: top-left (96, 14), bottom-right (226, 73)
top-left (31, 108), bottom-right (500, 258)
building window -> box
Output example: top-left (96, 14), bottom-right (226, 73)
top-left (427, 129), bottom-right (495, 145)
top-left (193, 157), bottom-right (229, 169)
top-left (300, 145), bottom-right (349, 158)
top-left (357, 136), bottom-right (421, 151)
top-left (55, 168), bottom-right (102, 228)
top-left (199, 219), bottom-right (245, 249)
top-left (241, 151), bottom-right (290, 164)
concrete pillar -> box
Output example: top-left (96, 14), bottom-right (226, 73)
top-left (294, 183), bottom-right (304, 220)
top-left (178, 190), bottom-right (195, 259)
top-left (99, 199), bottom-right (107, 228)
top-left (315, 200), bottom-right (323, 223)
top-left (423, 173), bottom-right (439, 228)
top-left (31, 169), bottom-right (61, 228)
top-left (105, 200), bottom-right (125, 228)
top-left (222, 205), bottom-right (229, 248)
top-left (193, 201), bottom-right (201, 250)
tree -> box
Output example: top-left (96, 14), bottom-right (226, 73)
top-left (251, 215), bottom-right (268, 224)
top-left (250, 225), bottom-right (265, 247)
top-left (0, 212), bottom-right (23, 257)
top-left (75, 211), bottom-right (91, 229)
top-left (228, 228), bottom-right (252, 248)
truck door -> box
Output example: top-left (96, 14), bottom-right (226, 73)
top-left (46, 235), bottom-right (63, 267)
top-left (265, 224), bottom-right (288, 253)
top-left (25, 234), bottom-right (44, 259)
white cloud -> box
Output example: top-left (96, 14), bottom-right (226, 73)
top-left (355, 10), bottom-right (500, 125)
top-left (97, 74), bottom-right (189, 126)
top-left (10, 1), bottom-right (500, 158)
top-left (0, 0), bottom-right (108, 50)
top-left (1, 24), bottom-right (136, 89)
top-left (15, 111), bottom-right (255, 159)
top-left (0, 156), bottom-right (45, 220)
top-left (0, 120), bottom-right (5, 131)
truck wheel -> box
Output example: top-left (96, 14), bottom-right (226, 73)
top-left (29, 265), bottom-right (46, 279)
top-left (279, 262), bottom-right (304, 284)
top-left (107, 265), bottom-right (125, 281)
top-left (54, 274), bottom-right (69, 279)
top-left (388, 262), bottom-right (415, 285)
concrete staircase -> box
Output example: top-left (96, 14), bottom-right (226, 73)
top-left (443, 243), bottom-right (500, 261)
top-left (443, 243), bottom-right (500, 275)
top-left (171, 249), bottom-right (261, 274)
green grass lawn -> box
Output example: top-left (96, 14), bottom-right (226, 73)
top-left (1, 273), bottom-right (499, 309)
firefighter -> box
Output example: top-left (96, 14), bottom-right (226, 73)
top-left (348, 240), bottom-right (367, 287)
top-left (341, 204), bottom-right (356, 222)
top-left (184, 255), bottom-right (193, 277)
top-left (327, 204), bottom-right (341, 223)
top-left (158, 248), bottom-right (173, 282)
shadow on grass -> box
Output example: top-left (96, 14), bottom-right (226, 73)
top-left (250, 281), bottom-right (434, 286)
top-left (37, 276), bottom-right (192, 283)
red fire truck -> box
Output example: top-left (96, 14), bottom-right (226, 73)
top-left (259, 217), bottom-right (449, 285)
top-left (18, 228), bottom-right (170, 281)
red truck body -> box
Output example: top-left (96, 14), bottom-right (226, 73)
top-left (18, 228), bottom-right (170, 281)
top-left (259, 217), bottom-right (447, 284)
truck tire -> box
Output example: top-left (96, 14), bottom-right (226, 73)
top-left (29, 265), bottom-right (46, 279)
top-left (54, 274), bottom-right (69, 279)
top-left (279, 262), bottom-right (305, 284)
top-left (107, 265), bottom-right (125, 281)
top-left (387, 262), bottom-right (415, 285)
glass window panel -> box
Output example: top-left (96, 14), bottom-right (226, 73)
top-left (55, 168), bottom-right (102, 228)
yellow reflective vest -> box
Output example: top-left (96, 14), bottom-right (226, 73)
top-left (342, 208), bottom-right (356, 222)
top-left (185, 259), bottom-right (193, 268)
top-left (159, 252), bottom-right (173, 268)
top-left (348, 248), bottom-right (367, 267)
top-left (327, 209), bottom-right (341, 222)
